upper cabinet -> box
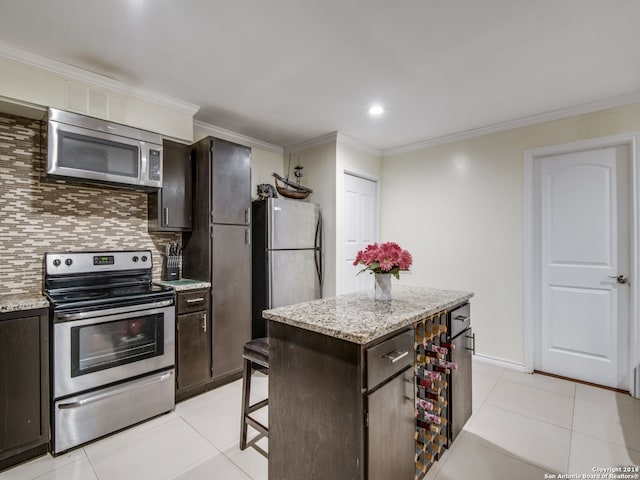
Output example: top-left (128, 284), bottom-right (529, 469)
top-left (194, 137), bottom-right (251, 225)
top-left (148, 140), bottom-right (193, 232)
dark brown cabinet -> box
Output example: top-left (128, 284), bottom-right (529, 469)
top-left (0, 308), bottom-right (49, 471)
top-left (148, 139), bottom-right (192, 232)
top-left (449, 303), bottom-right (473, 442)
top-left (183, 137), bottom-right (252, 385)
top-left (269, 321), bottom-right (415, 480)
top-left (175, 289), bottom-right (212, 401)
top-left (366, 332), bottom-right (415, 480)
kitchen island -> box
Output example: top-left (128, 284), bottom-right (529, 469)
top-left (263, 285), bottom-right (473, 480)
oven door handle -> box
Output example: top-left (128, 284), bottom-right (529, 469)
top-left (57, 370), bottom-right (174, 409)
top-left (56, 300), bottom-right (174, 322)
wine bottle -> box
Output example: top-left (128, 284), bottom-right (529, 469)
top-left (416, 398), bottom-right (434, 410)
top-left (426, 344), bottom-right (449, 355)
top-left (437, 359), bottom-right (458, 370)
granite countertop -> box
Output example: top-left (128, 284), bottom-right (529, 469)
top-left (155, 278), bottom-right (212, 292)
top-left (0, 294), bottom-right (50, 314)
top-left (263, 285), bottom-right (473, 344)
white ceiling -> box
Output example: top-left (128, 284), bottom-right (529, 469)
top-left (1, 0), bottom-right (639, 151)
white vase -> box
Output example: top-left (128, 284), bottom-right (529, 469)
top-left (374, 273), bottom-right (392, 301)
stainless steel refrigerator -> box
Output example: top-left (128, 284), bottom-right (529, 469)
top-left (252, 197), bottom-right (322, 338)
top-left (183, 136), bottom-right (252, 381)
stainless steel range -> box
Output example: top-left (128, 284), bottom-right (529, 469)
top-left (44, 250), bottom-right (175, 454)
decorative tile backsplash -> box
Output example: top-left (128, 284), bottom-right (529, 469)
top-left (0, 112), bottom-right (181, 296)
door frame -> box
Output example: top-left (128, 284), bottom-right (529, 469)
top-left (524, 133), bottom-right (640, 396)
top-left (337, 169), bottom-right (381, 295)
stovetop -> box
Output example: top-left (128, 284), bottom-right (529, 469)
top-left (47, 282), bottom-right (174, 308)
top-left (44, 250), bottom-right (175, 312)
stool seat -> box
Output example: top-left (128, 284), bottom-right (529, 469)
top-left (240, 337), bottom-right (269, 458)
top-left (243, 337), bottom-right (269, 368)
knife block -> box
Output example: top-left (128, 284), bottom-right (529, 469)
top-left (162, 255), bottom-right (180, 281)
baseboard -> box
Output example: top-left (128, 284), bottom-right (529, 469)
top-left (472, 353), bottom-right (529, 373)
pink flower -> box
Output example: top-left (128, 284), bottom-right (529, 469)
top-left (353, 241), bottom-right (413, 279)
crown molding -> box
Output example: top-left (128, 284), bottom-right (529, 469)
top-left (0, 40), bottom-right (200, 116)
top-left (284, 132), bottom-right (338, 154)
top-left (193, 120), bottom-right (283, 154)
top-left (382, 91), bottom-right (640, 157)
top-left (336, 132), bottom-right (382, 157)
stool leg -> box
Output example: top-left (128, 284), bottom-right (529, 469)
top-left (239, 357), bottom-right (252, 450)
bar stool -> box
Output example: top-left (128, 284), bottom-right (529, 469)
top-left (240, 337), bottom-right (269, 458)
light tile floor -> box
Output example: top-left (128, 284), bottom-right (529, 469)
top-left (2, 361), bottom-right (639, 480)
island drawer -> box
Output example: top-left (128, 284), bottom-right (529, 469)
top-left (450, 303), bottom-right (470, 338)
top-left (366, 329), bottom-right (414, 390)
top-left (177, 289), bottom-right (210, 315)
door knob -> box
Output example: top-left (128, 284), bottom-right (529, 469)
top-left (608, 274), bottom-right (628, 284)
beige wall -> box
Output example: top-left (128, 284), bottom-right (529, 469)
top-left (381, 103), bottom-right (640, 365)
top-left (336, 141), bottom-right (383, 294)
top-left (250, 148), bottom-right (285, 201)
top-left (292, 141), bottom-right (338, 296)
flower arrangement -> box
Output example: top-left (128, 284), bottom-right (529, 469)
top-left (353, 242), bottom-right (413, 279)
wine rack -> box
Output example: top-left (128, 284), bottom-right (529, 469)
top-left (414, 310), bottom-right (453, 479)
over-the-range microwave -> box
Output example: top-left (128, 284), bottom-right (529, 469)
top-left (47, 108), bottom-right (163, 190)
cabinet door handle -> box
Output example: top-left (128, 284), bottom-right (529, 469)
top-left (202, 313), bottom-right (207, 333)
top-left (383, 350), bottom-right (409, 363)
top-left (245, 228), bottom-right (250, 245)
top-left (465, 332), bottom-right (475, 354)
top-left (163, 207), bottom-right (169, 226)
top-left (186, 297), bottom-right (205, 304)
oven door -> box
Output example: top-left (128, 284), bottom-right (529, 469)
top-left (53, 303), bottom-right (175, 399)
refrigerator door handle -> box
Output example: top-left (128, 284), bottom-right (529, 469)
top-left (267, 251), bottom-right (273, 308)
top-left (315, 212), bottom-right (324, 291)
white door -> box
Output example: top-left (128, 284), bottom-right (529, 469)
top-left (342, 173), bottom-right (378, 294)
top-left (537, 146), bottom-right (630, 389)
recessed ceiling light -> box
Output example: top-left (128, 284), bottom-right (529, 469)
top-left (368, 105), bottom-right (384, 116)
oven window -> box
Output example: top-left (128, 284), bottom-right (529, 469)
top-left (70, 313), bottom-right (164, 377)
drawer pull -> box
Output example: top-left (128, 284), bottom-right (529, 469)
top-left (382, 350), bottom-right (409, 364)
top-left (186, 297), bottom-right (205, 304)
top-left (454, 315), bottom-right (469, 322)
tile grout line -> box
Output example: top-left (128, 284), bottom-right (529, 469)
top-left (174, 399), bottom-right (262, 479)
top-left (82, 447), bottom-right (102, 480)
top-left (483, 397), bottom-right (574, 433)
top-left (483, 376), bottom-right (577, 428)
top-left (566, 387), bottom-right (576, 473)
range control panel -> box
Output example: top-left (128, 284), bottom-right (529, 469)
top-left (45, 250), bottom-right (152, 275)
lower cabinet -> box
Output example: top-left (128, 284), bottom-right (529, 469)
top-left (175, 289), bottom-right (212, 401)
top-left (269, 321), bottom-right (415, 480)
top-left (450, 326), bottom-right (473, 442)
top-left (366, 329), bottom-right (415, 480)
top-left (0, 308), bottom-right (49, 472)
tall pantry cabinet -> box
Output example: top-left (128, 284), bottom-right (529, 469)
top-left (183, 136), bottom-right (252, 383)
